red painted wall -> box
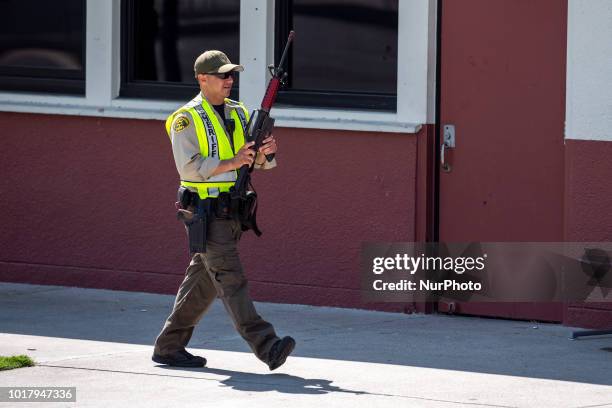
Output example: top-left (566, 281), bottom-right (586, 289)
top-left (0, 112), bottom-right (423, 313)
top-left (564, 139), bottom-right (612, 328)
top-left (1, 112), bottom-right (609, 328)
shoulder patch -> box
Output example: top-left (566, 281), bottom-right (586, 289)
top-left (173, 116), bottom-right (190, 133)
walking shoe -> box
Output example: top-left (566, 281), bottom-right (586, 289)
top-left (267, 336), bottom-right (296, 371)
top-left (152, 350), bottom-right (206, 367)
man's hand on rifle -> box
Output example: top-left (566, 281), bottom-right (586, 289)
top-left (255, 135), bottom-right (277, 165)
top-left (211, 142), bottom-right (256, 176)
top-left (233, 141), bottom-right (257, 168)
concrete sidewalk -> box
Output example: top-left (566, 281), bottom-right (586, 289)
top-left (0, 283), bottom-right (610, 408)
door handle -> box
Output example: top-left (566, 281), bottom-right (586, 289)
top-left (441, 124), bottom-right (455, 172)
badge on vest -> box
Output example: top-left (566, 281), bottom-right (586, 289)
top-left (173, 116), bottom-right (190, 132)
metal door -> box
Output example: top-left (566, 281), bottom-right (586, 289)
top-left (437, 0), bottom-right (567, 321)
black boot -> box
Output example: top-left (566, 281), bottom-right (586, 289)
top-left (267, 336), bottom-right (296, 371)
top-left (152, 350), bottom-right (207, 367)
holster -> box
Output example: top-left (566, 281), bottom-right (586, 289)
top-left (230, 191), bottom-right (262, 236)
top-left (176, 187), bottom-right (211, 254)
top-left (176, 186), bottom-right (194, 209)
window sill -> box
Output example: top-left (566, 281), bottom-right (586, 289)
top-left (0, 92), bottom-right (422, 133)
top-left (272, 107), bottom-right (421, 133)
top-left (0, 92), bottom-right (177, 120)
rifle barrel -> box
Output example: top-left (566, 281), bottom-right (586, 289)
top-left (277, 31), bottom-right (295, 74)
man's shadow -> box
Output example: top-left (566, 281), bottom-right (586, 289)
top-left (159, 366), bottom-right (367, 395)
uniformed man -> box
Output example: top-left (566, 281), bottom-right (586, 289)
top-left (152, 50), bottom-right (295, 370)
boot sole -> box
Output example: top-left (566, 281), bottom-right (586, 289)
top-left (152, 354), bottom-right (206, 367)
top-left (268, 339), bottom-right (296, 371)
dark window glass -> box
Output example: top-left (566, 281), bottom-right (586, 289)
top-left (0, 0), bottom-right (85, 94)
top-left (276, 0), bottom-right (398, 111)
top-left (122, 0), bottom-right (240, 100)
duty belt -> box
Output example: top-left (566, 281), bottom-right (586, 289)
top-left (176, 186), bottom-right (233, 218)
top-left (192, 192), bottom-right (233, 219)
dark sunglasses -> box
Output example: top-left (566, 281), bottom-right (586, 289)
top-left (207, 71), bottom-right (236, 80)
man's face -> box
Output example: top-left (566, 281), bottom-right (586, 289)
top-left (200, 72), bottom-right (235, 102)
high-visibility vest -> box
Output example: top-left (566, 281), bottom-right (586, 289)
top-left (165, 94), bottom-right (250, 199)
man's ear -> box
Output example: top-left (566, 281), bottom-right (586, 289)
top-left (196, 74), bottom-right (206, 87)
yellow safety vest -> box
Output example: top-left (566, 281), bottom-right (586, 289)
top-left (165, 94), bottom-right (250, 199)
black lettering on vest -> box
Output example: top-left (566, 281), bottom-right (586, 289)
top-left (194, 104), bottom-right (218, 158)
top-left (235, 108), bottom-right (248, 134)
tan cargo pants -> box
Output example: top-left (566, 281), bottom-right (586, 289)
top-left (153, 217), bottom-right (279, 363)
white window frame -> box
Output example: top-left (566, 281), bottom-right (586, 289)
top-left (566, 0), bottom-right (612, 141)
top-left (0, 0), bottom-right (436, 133)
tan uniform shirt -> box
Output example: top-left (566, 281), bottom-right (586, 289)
top-left (170, 93), bottom-right (276, 183)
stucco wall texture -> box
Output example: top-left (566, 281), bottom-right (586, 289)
top-left (564, 139), bottom-right (612, 328)
top-left (0, 112), bottom-right (419, 312)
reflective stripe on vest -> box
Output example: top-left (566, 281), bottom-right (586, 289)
top-left (166, 95), bottom-right (249, 199)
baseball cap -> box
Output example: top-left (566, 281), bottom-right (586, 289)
top-left (194, 50), bottom-right (244, 78)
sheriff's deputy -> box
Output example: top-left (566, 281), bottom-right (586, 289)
top-left (152, 50), bottom-right (295, 370)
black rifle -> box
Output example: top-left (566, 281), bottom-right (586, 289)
top-left (230, 30), bottom-right (295, 201)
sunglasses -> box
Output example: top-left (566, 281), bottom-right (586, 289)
top-left (207, 71), bottom-right (236, 80)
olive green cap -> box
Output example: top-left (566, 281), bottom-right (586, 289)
top-left (194, 50), bottom-right (244, 78)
